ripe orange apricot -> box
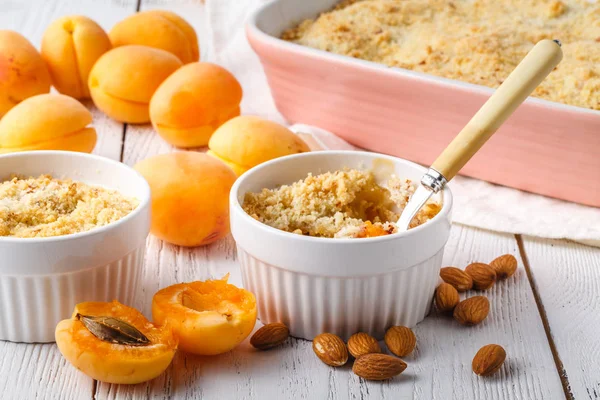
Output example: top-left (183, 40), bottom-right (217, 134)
top-left (207, 116), bottom-right (310, 176)
top-left (150, 62), bottom-right (242, 147)
top-left (0, 94), bottom-right (96, 153)
top-left (0, 30), bottom-right (51, 118)
top-left (133, 152), bottom-right (237, 247)
top-left (109, 10), bottom-right (199, 64)
top-left (55, 301), bottom-right (177, 384)
top-left (88, 45), bottom-right (182, 123)
top-left (41, 15), bottom-right (112, 99)
top-left (152, 277), bottom-right (257, 355)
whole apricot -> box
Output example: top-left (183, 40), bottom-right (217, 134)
top-left (207, 116), bottom-right (310, 176)
top-left (41, 15), bottom-right (112, 99)
top-left (88, 45), bottom-right (182, 123)
top-left (134, 152), bottom-right (237, 247)
top-left (0, 94), bottom-right (96, 153)
top-left (56, 301), bottom-right (177, 384)
top-left (150, 62), bottom-right (242, 147)
top-left (152, 277), bottom-right (257, 355)
top-left (109, 10), bottom-right (199, 64)
top-left (0, 30), bottom-right (51, 118)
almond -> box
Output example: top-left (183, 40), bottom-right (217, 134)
top-left (472, 344), bottom-right (506, 376)
top-left (440, 267), bottom-right (473, 292)
top-left (353, 353), bottom-right (407, 380)
top-left (384, 326), bottom-right (416, 357)
top-left (453, 296), bottom-right (490, 326)
top-left (435, 282), bottom-right (460, 313)
top-left (312, 333), bottom-right (349, 367)
top-left (465, 263), bottom-right (497, 290)
top-left (347, 332), bottom-right (381, 358)
top-left (490, 254), bottom-right (518, 280)
top-left (250, 322), bottom-right (289, 350)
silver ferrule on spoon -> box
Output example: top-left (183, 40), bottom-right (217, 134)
top-left (396, 39), bottom-right (563, 231)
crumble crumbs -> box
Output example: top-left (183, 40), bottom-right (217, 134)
top-left (242, 169), bottom-right (441, 238)
top-left (0, 175), bottom-right (139, 238)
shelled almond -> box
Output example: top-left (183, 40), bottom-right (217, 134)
top-left (353, 354), bottom-right (407, 381)
top-left (439, 267), bottom-right (473, 292)
top-left (435, 283), bottom-right (460, 313)
top-left (250, 323), bottom-right (289, 350)
top-left (312, 333), bottom-right (349, 367)
top-left (453, 296), bottom-right (490, 326)
top-left (384, 326), bottom-right (416, 357)
top-left (464, 263), bottom-right (497, 290)
top-left (490, 254), bottom-right (518, 279)
top-left (472, 344), bottom-right (506, 376)
top-left (347, 332), bottom-right (381, 358)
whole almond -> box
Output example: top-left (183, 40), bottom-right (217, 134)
top-left (353, 353), bottom-right (407, 380)
top-left (465, 263), bottom-right (497, 290)
top-left (490, 254), bottom-right (518, 280)
top-left (472, 344), bottom-right (506, 376)
top-left (453, 296), bottom-right (490, 326)
top-left (440, 267), bottom-right (473, 292)
top-left (313, 333), bottom-right (349, 367)
top-left (384, 326), bottom-right (416, 357)
top-left (435, 283), bottom-right (460, 313)
top-left (250, 322), bottom-right (289, 350)
top-left (347, 332), bottom-right (381, 358)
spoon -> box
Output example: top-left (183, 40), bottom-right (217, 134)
top-left (396, 39), bottom-right (563, 231)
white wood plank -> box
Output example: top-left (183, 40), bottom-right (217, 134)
top-left (0, 1), bottom-right (137, 399)
top-left (522, 236), bottom-right (600, 400)
top-left (96, 223), bottom-right (565, 400)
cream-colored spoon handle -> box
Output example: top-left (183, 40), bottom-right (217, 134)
top-left (431, 39), bottom-right (563, 181)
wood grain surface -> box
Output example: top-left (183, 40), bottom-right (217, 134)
top-left (0, 1), bottom-right (596, 399)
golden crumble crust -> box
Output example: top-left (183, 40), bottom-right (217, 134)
top-left (242, 169), bottom-right (440, 238)
top-left (282, 0), bottom-right (599, 110)
top-left (0, 175), bottom-right (139, 238)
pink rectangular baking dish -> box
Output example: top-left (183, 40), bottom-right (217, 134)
top-left (247, 0), bottom-right (600, 207)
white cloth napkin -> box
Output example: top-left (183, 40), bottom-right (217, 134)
top-left (202, 0), bottom-right (600, 247)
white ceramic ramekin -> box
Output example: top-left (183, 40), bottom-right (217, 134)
top-left (0, 151), bottom-right (150, 343)
top-left (230, 151), bottom-right (452, 340)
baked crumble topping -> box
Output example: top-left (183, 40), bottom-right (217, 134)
top-left (242, 169), bottom-right (440, 238)
top-left (283, 0), bottom-right (599, 110)
top-left (0, 175), bottom-right (139, 238)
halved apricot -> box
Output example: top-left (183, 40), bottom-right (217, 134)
top-left (152, 277), bottom-right (257, 355)
top-left (55, 301), bottom-right (177, 384)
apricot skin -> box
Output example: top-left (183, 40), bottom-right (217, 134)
top-left (150, 62), bottom-right (242, 147)
top-left (88, 45), bottom-right (182, 123)
top-left (0, 30), bottom-right (51, 118)
top-left (134, 152), bottom-right (237, 247)
top-left (41, 15), bottom-right (112, 99)
top-left (55, 301), bottom-right (177, 385)
top-left (109, 10), bottom-right (199, 64)
top-left (0, 94), bottom-right (96, 153)
top-left (208, 116), bottom-right (310, 175)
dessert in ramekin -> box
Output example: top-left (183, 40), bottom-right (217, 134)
top-left (0, 151), bottom-right (150, 343)
top-left (230, 151), bottom-right (452, 340)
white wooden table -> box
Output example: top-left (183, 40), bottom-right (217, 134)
top-left (1, 1), bottom-right (599, 399)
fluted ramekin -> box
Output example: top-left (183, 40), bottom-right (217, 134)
top-left (0, 151), bottom-right (150, 343)
top-left (230, 151), bottom-right (452, 340)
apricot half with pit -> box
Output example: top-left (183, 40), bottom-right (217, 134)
top-left (152, 277), bottom-right (257, 355)
top-left (134, 152), bottom-right (237, 247)
top-left (55, 301), bottom-right (177, 384)
top-left (207, 116), bottom-right (310, 176)
top-left (0, 94), bottom-right (96, 153)
top-left (0, 30), bottom-right (51, 118)
top-left (109, 10), bottom-right (199, 64)
top-left (88, 45), bottom-right (183, 123)
top-left (41, 15), bottom-right (112, 99)
top-left (150, 62), bottom-right (242, 147)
